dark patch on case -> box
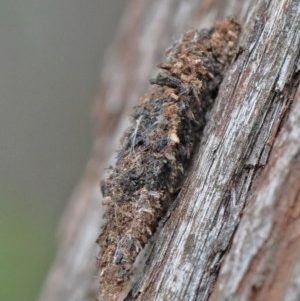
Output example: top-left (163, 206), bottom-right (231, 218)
top-left (97, 17), bottom-right (241, 300)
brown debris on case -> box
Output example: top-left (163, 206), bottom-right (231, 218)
top-left (97, 17), bottom-right (240, 300)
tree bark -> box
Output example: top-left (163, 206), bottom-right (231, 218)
top-left (39, 0), bottom-right (300, 301)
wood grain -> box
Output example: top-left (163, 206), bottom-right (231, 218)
top-left (38, 0), bottom-right (300, 300)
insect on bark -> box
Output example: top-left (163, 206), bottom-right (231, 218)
top-left (96, 17), bottom-right (241, 301)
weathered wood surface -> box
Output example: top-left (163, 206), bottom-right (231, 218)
top-left (38, 0), bottom-right (300, 300)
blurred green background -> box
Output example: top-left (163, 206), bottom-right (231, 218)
top-left (0, 1), bottom-right (128, 300)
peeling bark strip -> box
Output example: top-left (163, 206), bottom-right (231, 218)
top-left (97, 18), bottom-right (240, 301)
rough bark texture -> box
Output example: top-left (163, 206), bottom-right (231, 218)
top-left (97, 18), bottom-right (241, 301)
top-left (39, 0), bottom-right (300, 301)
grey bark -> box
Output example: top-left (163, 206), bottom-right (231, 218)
top-left (39, 0), bottom-right (300, 300)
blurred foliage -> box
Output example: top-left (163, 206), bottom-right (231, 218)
top-left (0, 191), bottom-right (56, 301)
top-left (0, 2), bottom-right (128, 300)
